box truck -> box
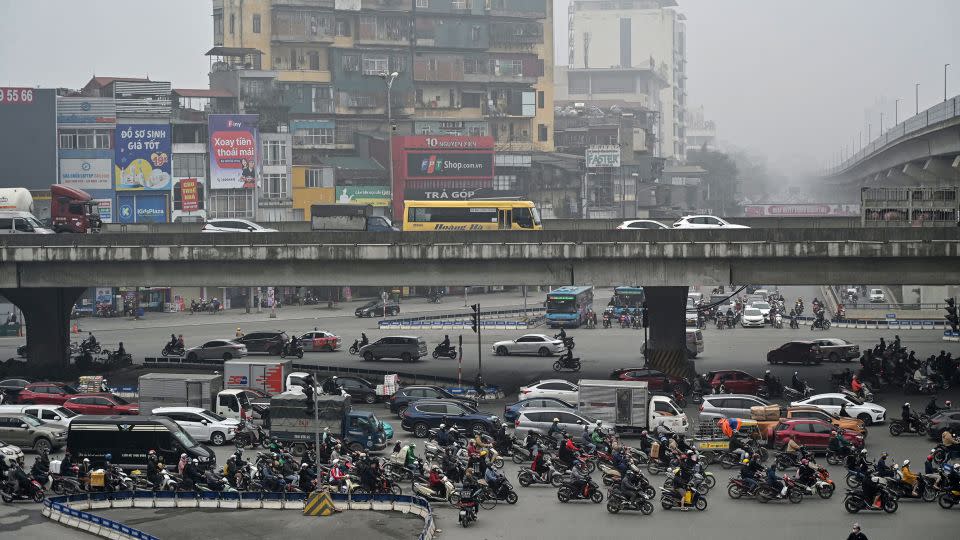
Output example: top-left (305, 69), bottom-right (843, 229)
top-left (138, 373), bottom-right (252, 421)
top-left (577, 379), bottom-right (689, 435)
top-left (222, 358), bottom-right (292, 395)
top-left (266, 392), bottom-right (388, 455)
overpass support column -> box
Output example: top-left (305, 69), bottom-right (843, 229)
top-left (903, 162), bottom-right (940, 184)
top-left (644, 286), bottom-right (694, 378)
top-left (0, 287), bottom-right (84, 375)
top-left (923, 158), bottom-right (960, 183)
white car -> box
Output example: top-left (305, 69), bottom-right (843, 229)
top-left (869, 288), bottom-right (886, 302)
top-left (0, 440), bottom-right (23, 468)
top-left (518, 379), bottom-right (579, 402)
top-left (750, 301), bottom-right (772, 321)
top-left (492, 334), bottom-right (565, 357)
top-left (202, 218), bottom-right (278, 233)
top-left (616, 219), bottom-right (668, 230)
top-left (791, 394), bottom-right (887, 425)
top-left (0, 404), bottom-right (78, 430)
top-left (672, 215), bottom-right (749, 229)
top-left (151, 407), bottom-right (240, 445)
top-left (741, 308), bottom-right (765, 328)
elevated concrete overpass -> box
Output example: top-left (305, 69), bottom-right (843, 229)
top-left (3, 227), bottom-right (958, 374)
top-left (823, 95), bottom-right (960, 191)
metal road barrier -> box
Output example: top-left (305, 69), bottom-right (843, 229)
top-left (42, 491), bottom-right (437, 540)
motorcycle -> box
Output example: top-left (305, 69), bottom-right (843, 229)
top-left (552, 354), bottom-right (582, 373)
top-left (481, 477), bottom-right (518, 504)
top-left (756, 476), bottom-right (804, 504)
top-left (45, 463), bottom-right (84, 495)
top-left (903, 378), bottom-right (937, 395)
top-left (810, 318), bottom-right (831, 331)
top-left (349, 339), bottom-right (367, 355)
top-left (839, 385), bottom-right (874, 403)
top-left (938, 487), bottom-right (960, 509)
top-left (518, 461), bottom-right (568, 488)
top-left (606, 485), bottom-right (654, 515)
top-left (556, 477), bottom-right (603, 503)
top-left (774, 449), bottom-right (813, 471)
top-left (844, 486), bottom-right (898, 513)
top-left (772, 313), bottom-right (783, 329)
top-left (432, 345), bottom-right (457, 360)
top-left (1, 472), bottom-right (45, 503)
top-left (233, 421), bottom-right (268, 449)
top-left (888, 418), bottom-right (928, 437)
top-left (457, 491), bottom-right (478, 528)
top-left (161, 343), bottom-right (185, 357)
top-left (789, 316), bottom-right (800, 329)
top-left (412, 474), bottom-right (457, 504)
top-left (602, 315), bottom-right (612, 329)
top-left (783, 384), bottom-right (815, 401)
top-left (660, 486), bottom-right (707, 511)
top-left (726, 477), bottom-right (761, 499)
top-left (672, 389), bottom-right (688, 409)
top-left (885, 475), bottom-right (937, 503)
top-left (280, 342), bottom-right (304, 359)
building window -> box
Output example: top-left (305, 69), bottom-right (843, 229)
top-left (59, 133), bottom-right (74, 149)
top-left (262, 174), bottom-right (288, 199)
top-left (416, 0), bottom-right (429, 7)
top-left (173, 154), bottom-right (206, 178)
top-left (462, 92), bottom-right (482, 108)
top-left (471, 26), bottom-right (481, 42)
top-left (230, 13), bottom-right (235, 34)
top-left (342, 54), bottom-right (361, 72)
top-left (538, 124), bottom-right (548, 142)
top-left (76, 131), bottom-right (95, 149)
top-left (208, 190), bottom-right (253, 219)
top-left (294, 128), bottom-right (334, 146)
top-left (347, 94), bottom-right (375, 108)
top-left (262, 139), bottom-right (287, 166)
top-left (311, 86), bottom-right (333, 113)
top-left (538, 91), bottom-right (545, 108)
top-left (494, 175), bottom-right (516, 191)
top-left (452, 0), bottom-right (468, 8)
top-left (95, 133), bottom-right (111, 149)
top-left (306, 167), bottom-right (334, 188)
top-left (336, 17), bottom-right (351, 37)
top-left (253, 14), bottom-right (261, 34)
top-left (362, 56), bottom-right (389, 76)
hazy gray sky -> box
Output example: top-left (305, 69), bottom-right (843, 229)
top-left (2, 0), bottom-right (957, 177)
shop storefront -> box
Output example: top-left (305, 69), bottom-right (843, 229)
top-left (390, 135), bottom-right (495, 219)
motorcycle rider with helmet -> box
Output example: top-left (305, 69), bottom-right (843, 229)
top-left (901, 402), bottom-right (919, 433)
top-left (620, 469), bottom-right (644, 504)
top-left (146, 450), bottom-right (162, 489)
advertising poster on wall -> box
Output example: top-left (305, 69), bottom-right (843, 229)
top-left (405, 153), bottom-right (493, 179)
top-left (335, 186), bottom-right (391, 206)
top-left (208, 114), bottom-right (259, 190)
top-left (115, 124), bottom-right (172, 190)
top-left (59, 159), bottom-right (112, 190)
top-left (93, 198), bottom-right (113, 223)
top-left (172, 178), bottom-right (206, 222)
top-left (179, 179), bottom-right (200, 211)
top-left (743, 204), bottom-right (861, 217)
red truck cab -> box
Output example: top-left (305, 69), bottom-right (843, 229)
top-left (50, 185), bottom-right (101, 233)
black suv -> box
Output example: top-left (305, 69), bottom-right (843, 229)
top-left (388, 386), bottom-right (478, 416)
top-left (321, 376), bottom-right (380, 404)
top-left (355, 301), bottom-right (400, 318)
top-left (236, 331), bottom-right (288, 355)
top-left (400, 399), bottom-right (501, 438)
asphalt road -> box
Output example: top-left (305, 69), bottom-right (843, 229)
top-left (1, 284), bottom-right (958, 539)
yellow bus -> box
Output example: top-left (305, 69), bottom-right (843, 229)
top-left (402, 200), bottom-right (542, 231)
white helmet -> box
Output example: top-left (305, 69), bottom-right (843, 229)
top-left (903, 459), bottom-right (910, 467)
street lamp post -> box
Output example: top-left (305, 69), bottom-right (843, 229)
top-left (895, 99), bottom-right (900, 125)
top-left (380, 71), bottom-right (399, 218)
top-left (946, 64), bottom-right (951, 102)
top-left (880, 112), bottom-right (884, 133)
top-left (916, 83), bottom-right (920, 115)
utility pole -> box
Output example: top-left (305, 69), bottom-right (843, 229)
top-left (895, 99), bottom-right (900, 125)
top-left (471, 304), bottom-right (482, 377)
top-left (380, 71), bottom-right (399, 219)
top-left (946, 64), bottom-right (951, 102)
top-left (916, 83), bottom-right (920, 115)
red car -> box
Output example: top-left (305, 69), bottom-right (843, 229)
top-left (704, 370), bottom-right (767, 396)
top-left (609, 368), bottom-right (690, 393)
top-left (771, 419), bottom-right (864, 451)
top-left (298, 331), bottom-right (342, 352)
top-left (16, 382), bottom-right (82, 405)
top-left (63, 394), bottom-right (139, 415)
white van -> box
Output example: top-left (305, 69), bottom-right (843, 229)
top-left (0, 211), bottom-right (54, 234)
top-left (0, 404), bottom-right (77, 430)
top-left (869, 289), bottom-right (886, 303)
top-left (686, 328), bottom-right (705, 358)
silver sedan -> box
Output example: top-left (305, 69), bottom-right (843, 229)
top-left (184, 339), bottom-right (248, 362)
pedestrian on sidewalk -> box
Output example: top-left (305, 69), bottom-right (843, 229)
top-left (846, 523), bottom-right (867, 540)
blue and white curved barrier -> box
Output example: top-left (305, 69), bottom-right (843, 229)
top-left (42, 491), bottom-right (436, 540)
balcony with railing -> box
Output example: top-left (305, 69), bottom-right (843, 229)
top-left (356, 14), bottom-right (410, 45)
top-left (489, 22), bottom-right (544, 48)
top-left (271, 10), bottom-right (335, 43)
top-left (488, 0), bottom-right (546, 19)
top-left (361, 0), bottom-right (411, 12)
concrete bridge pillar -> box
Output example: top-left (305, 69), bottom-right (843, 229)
top-left (0, 287), bottom-right (84, 375)
top-left (644, 286), bottom-right (695, 379)
top-left (886, 167), bottom-right (918, 185)
top-left (903, 162), bottom-right (941, 184)
top-left (923, 158), bottom-right (960, 183)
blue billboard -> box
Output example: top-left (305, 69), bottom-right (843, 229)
top-left (115, 124), bottom-right (172, 191)
top-left (117, 193), bottom-right (168, 224)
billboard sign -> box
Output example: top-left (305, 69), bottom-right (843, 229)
top-left (404, 187), bottom-right (483, 201)
top-left (59, 158), bottom-right (112, 190)
top-left (335, 186), bottom-right (391, 206)
top-left (0, 88), bottom-right (35, 105)
top-left (115, 124), bottom-right (172, 190)
top-left (743, 204), bottom-right (861, 217)
top-left (94, 198), bottom-right (113, 223)
top-left (178, 178), bottom-right (200, 212)
top-left (56, 97), bottom-right (116, 125)
top-left (117, 193), bottom-right (167, 224)
top-left (405, 153), bottom-right (493, 179)
top-left (209, 114), bottom-right (259, 190)
top-left (586, 145), bottom-right (621, 168)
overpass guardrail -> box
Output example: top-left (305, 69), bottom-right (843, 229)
top-left (43, 491), bottom-right (436, 540)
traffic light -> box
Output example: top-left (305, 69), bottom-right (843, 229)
top-left (641, 302), bottom-right (649, 328)
top-left (471, 303), bottom-right (480, 334)
top-left (946, 298), bottom-right (959, 332)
